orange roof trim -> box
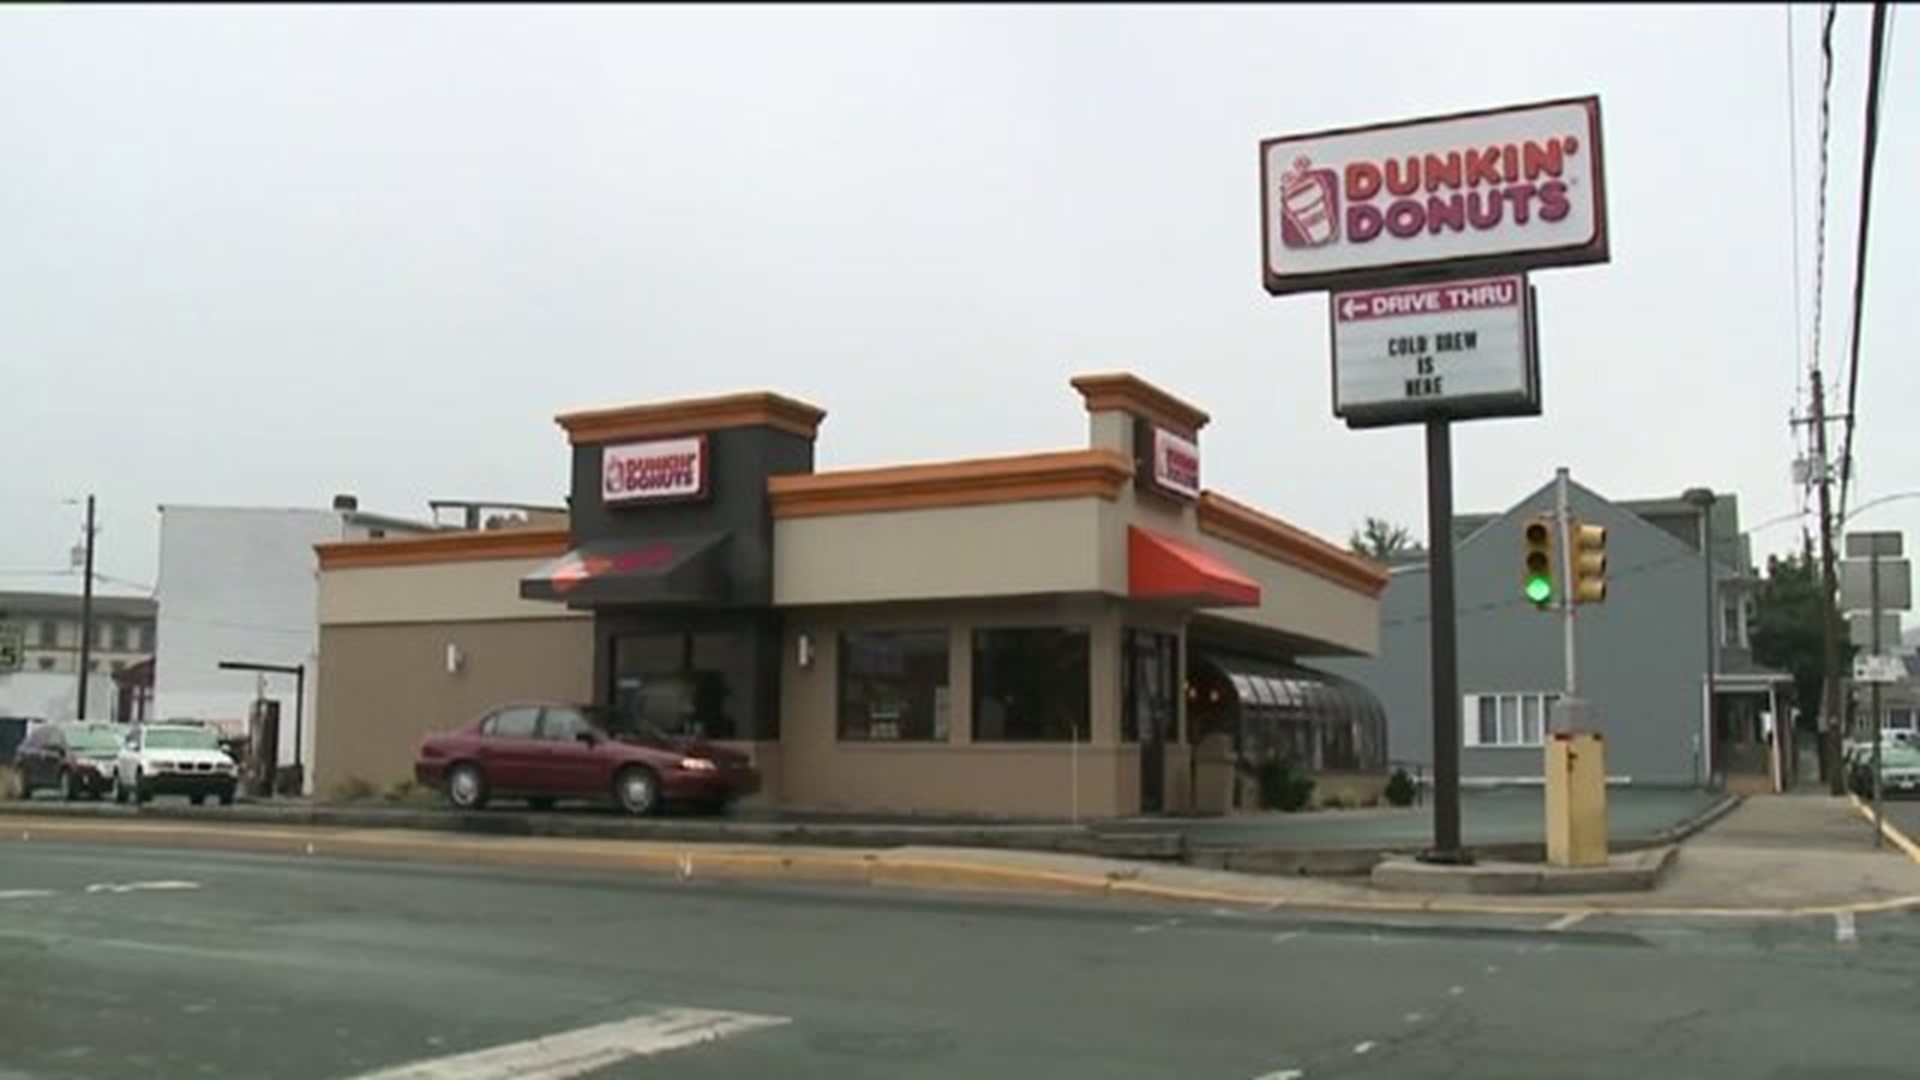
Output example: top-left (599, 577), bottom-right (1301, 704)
top-left (316, 527), bottom-right (571, 571)
top-left (769, 449), bottom-right (1133, 519)
top-left (1197, 491), bottom-right (1390, 597)
top-left (1069, 373), bottom-right (1211, 436)
top-left (557, 391), bottom-right (827, 445)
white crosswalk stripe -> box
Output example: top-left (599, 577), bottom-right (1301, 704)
top-left (349, 1007), bottom-right (790, 1080)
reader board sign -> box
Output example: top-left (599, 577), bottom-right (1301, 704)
top-left (1261, 97), bottom-right (1608, 296)
top-left (601, 435), bottom-right (709, 505)
top-left (1330, 273), bottom-right (1539, 429)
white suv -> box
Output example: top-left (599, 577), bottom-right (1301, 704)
top-left (114, 724), bottom-right (239, 806)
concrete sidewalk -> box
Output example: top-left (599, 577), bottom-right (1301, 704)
top-left (5, 793), bottom-right (1917, 919)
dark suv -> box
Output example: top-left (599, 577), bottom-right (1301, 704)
top-left (14, 721), bottom-right (122, 800)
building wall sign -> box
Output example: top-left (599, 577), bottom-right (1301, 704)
top-left (1330, 274), bottom-right (1539, 429)
top-left (1133, 418), bottom-right (1201, 501)
top-left (1262, 97), bottom-right (1607, 295)
top-left (601, 435), bottom-right (708, 505)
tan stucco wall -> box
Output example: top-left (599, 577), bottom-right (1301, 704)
top-left (1092, 415), bottom-right (1381, 657)
top-left (313, 619), bottom-right (591, 796)
top-left (772, 500), bottom-right (1107, 607)
top-left (1192, 534), bottom-right (1380, 655)
top-left (319, 558), bottom-right (584, 626)
top-left (776, 597), bottom-right (1141, 818)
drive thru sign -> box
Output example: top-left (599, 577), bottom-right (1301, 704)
top-left (1330, 274), bottom-right (1538, 428)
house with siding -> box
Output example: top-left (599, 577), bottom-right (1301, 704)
top-left (1322, 477), bottom-right (1792, 791)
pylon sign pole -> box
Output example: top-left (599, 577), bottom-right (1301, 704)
top-left (1259, 95), bottom-right (1612, 868)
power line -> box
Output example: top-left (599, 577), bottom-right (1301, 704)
top-left (1786, 4), bottom-right (1807, 411)
top-left (1809, 1), bottom-right (1839, 383)
top-left (1836, 1), bottom-right (1892, 522)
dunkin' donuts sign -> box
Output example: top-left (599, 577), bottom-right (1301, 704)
top-left (1261, 97), bottom-right (1607, 295)
top-left (601, 435), bottom-right (707, 504)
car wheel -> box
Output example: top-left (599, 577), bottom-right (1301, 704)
top-left (112, 777), bottom-right (128, 804)
top-left (526, 797), bottom-right (555, 812)
top-left (60, 770), bottom-right (78, 802)
top-left (446, 763), bottom-right (489, 810)
top-left (218, 789), bottom-right (235, 807)
top-left (614, 766), bottom-right (659, 817)
top-left (134, 777), bottom-right (152, 805)
top-left (189, 794), bottom-right (205, 806)
top-left (16, 769), bottom-right (32, 800)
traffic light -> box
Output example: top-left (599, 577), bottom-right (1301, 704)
top-left (1522, 516), bottom-right (1556, 607)
top-left (1572, 519), bottom-right (1608, 604)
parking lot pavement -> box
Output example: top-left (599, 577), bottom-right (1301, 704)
top-left (5, 840), bottom-right (1920, 1080)
top-left (1098, 785), bottom-right (1725, 850)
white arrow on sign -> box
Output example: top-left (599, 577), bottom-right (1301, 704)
top-left (1338, 296), bottom-right (1367, 320)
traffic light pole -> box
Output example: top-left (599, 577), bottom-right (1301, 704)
top-left (1555, 467), bottom-right (1579, 703)
top-left (1422, 419), bottom-right (1466, 864)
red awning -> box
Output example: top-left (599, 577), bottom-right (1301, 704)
top-left (1128, 526), bottom-right (1262, 608)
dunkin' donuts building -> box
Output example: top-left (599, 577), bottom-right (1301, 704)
top-left (312, 374), bottom-right (1389, 818)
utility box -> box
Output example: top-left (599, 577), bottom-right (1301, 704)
top-left (1545, 730), bottom-right (1609, 867)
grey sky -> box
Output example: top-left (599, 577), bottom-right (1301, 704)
top-left (2, 4), bottom-right (1913, 591)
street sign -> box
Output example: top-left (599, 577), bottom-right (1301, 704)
top-left (1260, 96), bottom-right (1609, 296)
top-left (1329, 274), bottom-right (1539, 428)
top-left (1852, 653), bottom-right (1905, 685)
top-left (1846, 531), bottom-right (1904, 559)
top-left (1849, 612), bottom-right (1902, 649)
top-left (0, 625), bottom-right (21, 674)
top-left (1841, 558), bottom-right (1912, 612)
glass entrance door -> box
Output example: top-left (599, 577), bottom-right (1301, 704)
top-left (1124, 629), bottom-right (1179, 814)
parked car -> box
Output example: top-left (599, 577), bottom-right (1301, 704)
top-left (113, 723), bottom-right (239, 806)
top-left (414, 702), bottom-right (759, 816)
top-left (14, 720), bottom-right (123, 800)
top-left (1848, 743), bottom-right (1920, 799)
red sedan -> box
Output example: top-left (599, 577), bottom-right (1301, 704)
top-left (414, 702), bottom-right (759, 816)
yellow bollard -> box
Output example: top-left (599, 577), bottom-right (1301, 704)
top-left (1545, 731), bottom-right (1609, 867)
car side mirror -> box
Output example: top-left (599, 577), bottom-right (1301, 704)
top-left (576, 731), bottom-right (601, 746)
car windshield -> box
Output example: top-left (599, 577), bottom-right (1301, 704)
top-left (1879, 747), bottom-right (1920, 768)
top-left (66, 727), bottom-right (122, 753)
top-left (144, 728), bottom-right (220, 751)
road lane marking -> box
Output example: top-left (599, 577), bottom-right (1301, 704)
top-left (1404, 1011), bottom-right (1426, 1024)
top-left (1252, 1070), bottom-right (1304, 1080)
top-left (1849, 794), bottom-right (1920, 863)
top-left (1446, 985), bottom-right (1465, 996)
top-left (86, 876), bottom-right (200, 891)
top-left (349, 1007), bottom-right (790, 1080)
top-left (1835, 912), bottom-right (1858, 945)
top-left (1546, 912), bottom-right (1589, 932)
top-left (1352, 1041), bottom-right (1377, 1055)
top-left (0, 889), bottom-right (56, 900)
top-left (1270, 931), bottom-right (1299, 946)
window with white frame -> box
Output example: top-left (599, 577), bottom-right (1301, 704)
top-left (1464, 692), bottom-right (1558, 747)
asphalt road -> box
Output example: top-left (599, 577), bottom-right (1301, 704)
top-left (2, 842), bottom-right (1917, 1079)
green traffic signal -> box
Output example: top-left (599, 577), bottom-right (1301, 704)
top-left (1525, 574), bottom-right (1554, 604)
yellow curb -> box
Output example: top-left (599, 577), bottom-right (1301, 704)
top-left (1848, 794), bottom-right (1920, 864)
top-left (9, 816), bottom-right (1919, 921)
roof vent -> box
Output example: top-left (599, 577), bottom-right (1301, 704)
top-left (332, 493), bottom-right (359, 512)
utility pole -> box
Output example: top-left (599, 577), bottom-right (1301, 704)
top-left (75, 494), bottom-right (97, 720)
top-left (1811, 371), bottom-right (1845, 795)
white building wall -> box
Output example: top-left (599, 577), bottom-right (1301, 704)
top-left (154, 507), bottom-right (346, 787)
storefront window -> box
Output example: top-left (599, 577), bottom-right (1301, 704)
top-left (972, 627), bottom-right (1090, 742)
top-left (1122, 629), bottom-right (1179, 743)
top-left (610, 630), bottom-right (749, 740)
top-left (838, 630), bottom-right (950, 741)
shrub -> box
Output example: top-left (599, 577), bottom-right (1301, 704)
top-left (1254, 760), bottom-right (1316, 813)
top-left (331, 776), bottom-right (378, 803)
top-left (1384, 767), bottom-right (1418, 807)
top-left (1321, 792), bottom-right (1351, 811)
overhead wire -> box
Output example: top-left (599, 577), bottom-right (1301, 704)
top-left (1835, 1), bottom-right (1892, 522)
